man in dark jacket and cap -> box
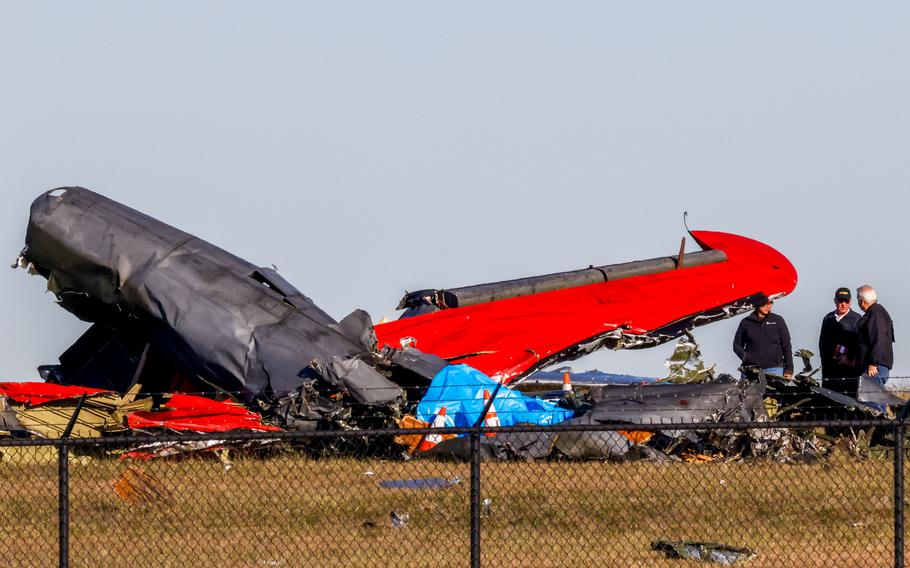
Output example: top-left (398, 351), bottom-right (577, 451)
top-left (819, 287), bottom-right (863, 380)
top-left (857, 285), bottom-right (895, 386)
top-left (733, 294), bottom-right (794, 378)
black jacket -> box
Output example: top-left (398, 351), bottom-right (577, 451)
top-left (858, 302), bottom-right (895, 369)
top-left (733, 312), bottom-right (794, 373)
top-left (818, 309), bottom-right (862, 378)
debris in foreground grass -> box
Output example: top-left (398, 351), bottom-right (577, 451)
top-left (0, 453), bottom-right (894, 567)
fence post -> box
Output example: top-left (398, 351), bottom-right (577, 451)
top-left (469, 386), bottom-right (502, 568)
top-left (470, 426), bottom-right (481, 568)
top-left (896, 416), bottom-right (906, 568)
top-left (58, 394), bottom-right (85, 568)
top-left (58, 440), bottom-right (69, 568)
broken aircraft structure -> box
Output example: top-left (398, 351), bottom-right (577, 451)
top-left (375, 227), bottom-right (798, 383)
top-left (8, 186), bottom-right (894, 461)
top-left (15, 187), bottom-right (448, 430)
top-left (11, 188), bottom-right (794, 423)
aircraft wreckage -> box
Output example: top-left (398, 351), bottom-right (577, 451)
top-left (4, 187), bottom-right (900, 460)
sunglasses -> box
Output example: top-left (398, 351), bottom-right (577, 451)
top-left (836, 299), bottom-right (850, 304)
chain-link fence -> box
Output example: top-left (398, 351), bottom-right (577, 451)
top-left (1, 417), bottom-right (907, 568)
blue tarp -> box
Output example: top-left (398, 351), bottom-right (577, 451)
top-left (416, 364), bottom-right (574, 427)
top-left (378, 477), bottom-right (461, 489)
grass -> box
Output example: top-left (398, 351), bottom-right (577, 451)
top-left (0, 446), bottom-right (902, 567)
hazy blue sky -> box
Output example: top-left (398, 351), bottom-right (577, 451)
top-left (1, 3), bottom-right (907, 380)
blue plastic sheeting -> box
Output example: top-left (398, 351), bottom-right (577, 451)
top-left (416, 364), bottom-right (574, 427)
top-left (379, 477), bottom-right (461, 490)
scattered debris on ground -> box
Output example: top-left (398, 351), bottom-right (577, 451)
top-left (651, 539), bottom-right (756, 564)
top-left (378, 477), bottom-right (460, 490)
top-left (113, 466), bottom-right (173, 505)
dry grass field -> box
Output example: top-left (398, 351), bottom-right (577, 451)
top-left (0, 445), bottom-right (902, 567)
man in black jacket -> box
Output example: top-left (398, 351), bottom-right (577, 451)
top-left (733, 294), bottom-right (794, 378)
top-left (819, 287), bottom-right (862, 380)
top-left (857, 285), bottom-right (895, 386)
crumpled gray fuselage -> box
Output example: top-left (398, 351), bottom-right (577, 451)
top-left (21, 187), bottom-right (408, 402)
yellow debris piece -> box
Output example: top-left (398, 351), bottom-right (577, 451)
top-left (680, 449), bottom-right (720, 463)
top-left (11, 384), bottom-right (153, 439)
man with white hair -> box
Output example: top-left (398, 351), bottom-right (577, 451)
top-left (856, 285), bottom-right (895, 385)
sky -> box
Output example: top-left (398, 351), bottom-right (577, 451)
top-left (1, 3), bottom-right (908, 381)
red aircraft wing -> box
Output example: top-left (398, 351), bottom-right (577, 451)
top-left (374, 230), bottom-right (797, 383)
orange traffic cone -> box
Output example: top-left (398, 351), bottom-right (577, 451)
top-left (417, 407), bottom-right (447, 451)
top-left (562, 371), bottom-right (572, 392)
top-left (482, 389), bottom-right (500, 436)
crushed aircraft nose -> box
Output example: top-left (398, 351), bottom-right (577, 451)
top-left (16, 187), bottom-right (445, 428)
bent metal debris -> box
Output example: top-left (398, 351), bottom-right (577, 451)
top-left (5, 187), bottom-right (900, 461)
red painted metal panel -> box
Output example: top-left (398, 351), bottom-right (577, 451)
top-left (127, 393), bottom-right (281, 433)
top-left (374, 231), bottom-right (797, 383)
top-left (0, 382), bottom-right (108, 406)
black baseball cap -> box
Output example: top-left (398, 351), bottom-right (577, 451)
top-left (752, 293), bottom-right (771, 308)
top-left (834, 287), bottom-right (851, 302)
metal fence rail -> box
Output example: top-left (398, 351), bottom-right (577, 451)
top-left (0, 418), bottom-right (906, 567)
